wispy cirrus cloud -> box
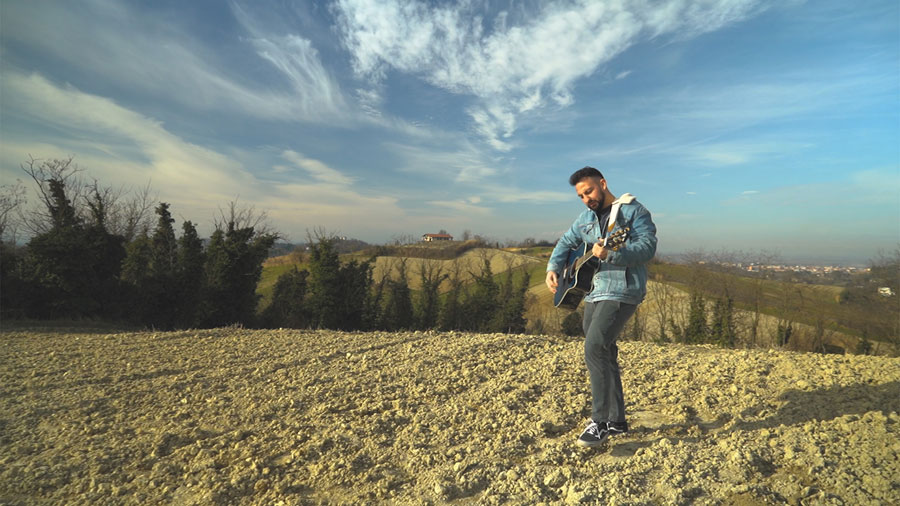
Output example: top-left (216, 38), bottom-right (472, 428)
top-left (0, 71), bottom-right (405, 239)
top-left (281, 150), bottom-right (356, 185)
top-left (2, 0), bottom-right (351, 124)
top-left (428, 199), bottom-right (492, 215)
top-left (333, 0), bottom-right (773, 151)
top-left (384, 141), bottom-right (501, 183)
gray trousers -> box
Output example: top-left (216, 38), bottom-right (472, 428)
top-left (583, 300), bottom-right (637, 424)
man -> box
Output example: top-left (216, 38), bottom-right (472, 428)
top-left (546, 166), bottom-right (657, 448)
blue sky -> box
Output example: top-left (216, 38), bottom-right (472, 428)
top-left (1, 0), bottom-right (897, 265)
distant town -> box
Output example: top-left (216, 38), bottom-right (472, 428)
top-left (724, 263), bottom-right (868, 275)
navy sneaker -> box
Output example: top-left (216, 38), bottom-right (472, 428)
top-left (576, 421), bottom-right (609, 447)
top-left (607, 421), bottom-right (628, 437)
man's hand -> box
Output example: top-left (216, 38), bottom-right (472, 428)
top-left (545, 271), bottom-right (558, 294)
top-left (592, 243), bottom-right (609, 260)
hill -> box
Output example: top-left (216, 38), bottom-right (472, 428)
top-left (256, 245), bottom-right (893, 355)
top-left (2, 328), bottom-right (897, 504)
top-left (257, 245), bottom-right (545, 308)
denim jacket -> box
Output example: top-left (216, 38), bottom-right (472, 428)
top-left (547, 194), bottom-right (658, 305)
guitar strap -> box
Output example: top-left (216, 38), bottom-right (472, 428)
top-left (603, 193), bottom-right (635, 246)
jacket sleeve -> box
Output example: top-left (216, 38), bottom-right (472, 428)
top-left (605, 203), bottom-right (657, 267)
top-left (547, 218), bottom-right (584, 273)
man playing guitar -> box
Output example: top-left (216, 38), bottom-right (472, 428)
top-left (545, 166), bottom-right (658, 448)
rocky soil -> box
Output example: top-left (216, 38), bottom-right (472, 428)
top-left (1, 328), bottom-right (898, 505)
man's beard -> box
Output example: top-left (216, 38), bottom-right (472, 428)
top-left (587, 194), bottom-right (604, 210)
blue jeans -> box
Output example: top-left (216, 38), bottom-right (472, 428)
top-left (583, 300), bottom-right (637, 424)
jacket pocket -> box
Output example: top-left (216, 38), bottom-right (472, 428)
top-left (595, 263), bottom-right (627, 295)
top-left (579, 221), bottom-right (598, 243)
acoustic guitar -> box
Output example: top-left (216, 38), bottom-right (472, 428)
top-left (553, 227), bottom-right (630, 310)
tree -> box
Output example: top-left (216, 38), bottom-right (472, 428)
top-left (414, 259), bottom-right (446, 329)
top-left (439, 259), bottom-right (465, 330)
top-left (460, 253), bottom-right (499, 331)
top-left (710, 295), bottom-right (736, 348)
top-left (338, 257), bottom-right (375, 330)
top-left (174, 220), bottom-right (204, 327)
top-left (0, 180), bottom-right (26, 244)
top-left (119, 203), bottom-right (185, 328)
top-left (150, 203), bottom-right (177, 279)
top-left (647, 272), bottom-right (674, 343)
top-left (776, 321), bottom-right (793, 348)
top-left (19, 156), bottom-right (85, 236)
top-left (623, 306), bottom-right (645, 341)
top-left (147, 203), bottom-right (179, 328)
top-left (304, 235), bottom-right (344, 329)
top-left (489, 263), bottom-right (529, 333)
top-left (261, 267), bottom-right (310, 328)
top-left (561, 310), bottom-right (583, 337)
top-left (19, 177), bottom-right (125, 318)
top-left (379, 258), bottom-right (414, 330)
top-left (684, 291), bottom-right (708, 344)
top-left (738, 250), bottom-right (780, 348)
top-left (197, 203), bottom-right (278, 327)
top-left (0, 181), bottom-right (28, 318)
top-left (303, 232), bottom-right (373, 330)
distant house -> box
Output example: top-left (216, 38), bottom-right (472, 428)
top-left (422, 233), bottom-right (453, 242)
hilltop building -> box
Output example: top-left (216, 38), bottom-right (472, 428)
top-left (422, 233), bottom-right (453, 242)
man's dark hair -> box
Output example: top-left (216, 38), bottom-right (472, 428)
top-left (569, 166), bottom-right (604, 186)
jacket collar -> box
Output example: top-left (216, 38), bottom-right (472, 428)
top-left (612, 193), bottom-right (636, 205)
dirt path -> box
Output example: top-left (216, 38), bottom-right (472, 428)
top-left (1, 328), bottom-right (897, 504)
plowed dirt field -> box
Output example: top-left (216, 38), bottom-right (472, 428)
top-left (1, 328), bottom-right (898, 504)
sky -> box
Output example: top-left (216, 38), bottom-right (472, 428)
top-left (1, 0), bottom-right (897, 265)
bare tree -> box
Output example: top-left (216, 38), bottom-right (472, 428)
top-left (0, 180), bottom-right (27, 244)
top-left (739, 249), bottom-right (780, 348)
top-left (215, 199), bottom-right (274, 236)
top-left (19, 155), bottom-right (86, 235)
top-left (647, 277), bottom-right (676, 343)
top-left (391, 233), bottom-right (418, 245)
top-left (109, 180), bottom-right (156, 241)
top-left (18, 155), bottom-right (157, 241)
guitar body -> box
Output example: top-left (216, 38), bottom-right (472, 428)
top-left (552, 227), bottom-right (630, 311)
top-left (553, 244), bottom-right (598, 310)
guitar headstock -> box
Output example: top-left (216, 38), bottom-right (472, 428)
top-left (604, 226), bottom-right (630, 251)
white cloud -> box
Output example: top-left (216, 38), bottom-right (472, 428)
top-left (429, 200), bottom-right (492, 215)
top-left (0, 72), bottom-right (253, 203)
top-left (281, 150), bottom-right (355, 185)
top-left (684, 140), bottom-right (813, 166)
top-left (2, 0), bottom-right (351, 123)
top-left (248, 35), bottom-right (350, 120)
top-left (488, 187), bottom-right (573, 204)
top-left (0, 71), bottom-right (407, 240)
top-left (333, 0), bottom-right (773, 149)
top-left (384, 141), bottom-right (500, 183)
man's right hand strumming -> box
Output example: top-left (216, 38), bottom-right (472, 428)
top-left (546, 271), bottom-right (558, 294)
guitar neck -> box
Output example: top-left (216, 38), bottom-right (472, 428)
top-left (574, 249), bottom-right (597, 269)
